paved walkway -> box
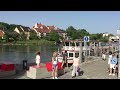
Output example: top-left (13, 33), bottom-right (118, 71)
top-left (59, 57), bottom-right (118, 79)
top-left (1, 57), bottom-right (118, 79)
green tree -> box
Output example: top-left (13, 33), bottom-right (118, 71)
top-left (0, 24), bottom-right (7, 30)
top-left (100, 36), bottom-right (109, 43)
top-left (49, 31), bottom-right (60, 42)
top-left (78, 29), bottom-right (89, 39)
top-left (29, 31), bottom-right (39, 40)
top-left (20, 33), bottom-right (27, 41)
top-left (66, 26), bottom-right (77, 39)
top-left (0, 22), bottom-right (9, 29)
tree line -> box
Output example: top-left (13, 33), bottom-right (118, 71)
top-left (0, 22), bottom-right (114, 43)
top-left (66, 26), bottom-right (114, 42)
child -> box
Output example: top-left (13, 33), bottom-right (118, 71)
top-left (35, 52), bottom-right (41, 67)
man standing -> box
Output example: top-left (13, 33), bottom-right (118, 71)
top-left (71, 54), bottom-right (80, 78)
top-left (62, 50), bottom-right (68, 68)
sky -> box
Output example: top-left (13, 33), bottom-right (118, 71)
top-left (0, 11), bottom-right (120, 35)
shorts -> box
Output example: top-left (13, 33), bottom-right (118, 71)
top-left (110, 64), bottom-right (116, 69)
top-left (52, 64), bottom-right (58, 70)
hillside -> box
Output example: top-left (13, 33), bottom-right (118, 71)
top-left (0, 22), bottom-right (28, 31)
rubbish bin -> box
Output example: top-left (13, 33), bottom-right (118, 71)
top-left (23, 60), bottom-right (27, 70)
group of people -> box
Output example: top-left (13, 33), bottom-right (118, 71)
top-left (35, 50), bottom-right (118, 79)
top-left (35, 50), bottom-right (81, 79)
top-left (51, 51), bottom-right (81, 79)
top-left (35, 51), bottom-right (58, 79)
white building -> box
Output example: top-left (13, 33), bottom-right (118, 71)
top-left (103, 32), bottom-right (109, 37)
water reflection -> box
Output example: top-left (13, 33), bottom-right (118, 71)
top-left (0, 45), bottom-right (59, 64)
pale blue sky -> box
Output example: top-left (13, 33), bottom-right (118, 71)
top-left (0, 11), bottom-right (120, 34)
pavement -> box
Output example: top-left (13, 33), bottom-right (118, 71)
top-left (58, 57), bottom-right (118, 79)
top-left (1, 56), bottom-right (118, 79)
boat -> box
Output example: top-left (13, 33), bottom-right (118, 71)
top-left (57, 39), bottom-right (85, 64)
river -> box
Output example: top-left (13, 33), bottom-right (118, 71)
top-left (0, 45), bottom-right (60, 64)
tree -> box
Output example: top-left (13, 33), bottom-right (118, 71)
top-left (0, 22), bottom-right (9, 29)
top-left (49, 31), bottom-right (60, 42)
top-left (20, 32), bottom-right (27, 41)
top-left (0, 24), bottom-right (7, 30)
top-left (78, 29), bottom-right (89, 39)
top-left (66, 26), bottom-right (77, 39)
top-left (29, 31), bottom-right (39, 40)
top-left (100, 36), bottom-right (109, 43)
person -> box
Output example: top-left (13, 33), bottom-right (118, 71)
top-left (107, 51), bottom-right (112, 73)
top-left (35, 52), bottom-right (41, 67)
top-left (52, 51), bottom-right (58, 79)
top-left (109, 53), bottom-right (118, 76)
top-left (71, 54), bottom-right (80, 78)
top-left (102, 52), bottom-right (106, 60)
top-left (62, 50), bottom-right (68, 68)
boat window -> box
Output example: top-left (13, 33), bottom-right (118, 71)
top-left (63, 42), bottom-right (65, 46)
top-left (76, 42), bottom-right (79, 46)
top-left (75, 53), bottom-right (79, 57)
top-left (69, 53), bottom-right (73, 57)
top-left (70, 42), bottom-right (75, 46)
top-left (65, 42), bottom-right (69, 46)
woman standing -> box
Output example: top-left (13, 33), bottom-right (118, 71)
top-left (52, 51), bottom-right (58, 79)
top-left (36, 52), bottom-right (41, 67)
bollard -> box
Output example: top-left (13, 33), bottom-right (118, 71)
top-left (23, 60), bottom-right (27, 70)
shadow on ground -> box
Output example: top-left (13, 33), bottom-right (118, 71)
top-left (79, 70), bottom-right (84, 76)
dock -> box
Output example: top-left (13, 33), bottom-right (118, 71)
top-left (0, 56), bottom-right (118, 79)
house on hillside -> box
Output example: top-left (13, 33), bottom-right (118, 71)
top-left (103, 32), bottom-right (109, 37)
top-left (0, 30), bottom-right (5, 39)
top-left (14, 26), bottom-right (31, 40)
top-left (53, 29), bottom-right (67, 39)
top-left (32, 23), bottom-right (58, 37)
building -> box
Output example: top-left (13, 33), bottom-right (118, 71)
top-left (32, 23), bottom-right (59, 37)
top-left (103, 32), bottom-right (109, 37)
top-left (14, 26), bottom-right (31, 40)
top-left (0, 30), bottom-right (5, 39)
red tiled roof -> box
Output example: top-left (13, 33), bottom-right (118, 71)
top-left (0, 31), bottom-right (5, 37)
top-left (47, 26), bottom-right (55, 30)
top-left (37, 23), bottom-right (48, 29)
top-left (35, 28), bottom-right (49, 33)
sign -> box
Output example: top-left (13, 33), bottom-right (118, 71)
top-left (84, 36), bottom-right (90, 42)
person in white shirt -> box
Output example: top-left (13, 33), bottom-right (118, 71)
top-left (107, 51), bottom-right (112, 73)
top-left (36, 52), bottom-right (41, 67)
top-left (71, 54), bottom-right (80, 78)
top-left (102, 52), bottom-right (106, 60)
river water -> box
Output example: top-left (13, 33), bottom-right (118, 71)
top-left (0, 45), bottom-right (60, 64)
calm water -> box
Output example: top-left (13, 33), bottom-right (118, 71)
top-left (0, 45), bottom-right (60, 64)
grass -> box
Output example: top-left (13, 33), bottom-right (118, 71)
top-left (14, 39), bottom-right (55, 46)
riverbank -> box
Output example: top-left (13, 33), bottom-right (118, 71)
top-left (0, 40), bottom-right (56, 46)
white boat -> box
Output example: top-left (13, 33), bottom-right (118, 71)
top-left (57, 40), bottom-right (84, 64)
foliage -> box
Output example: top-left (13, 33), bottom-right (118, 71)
top-left (66, 26), bottom-right (89, 40)
top-left (49, 31), bottom-right (60, 42)
top-left (29, 31), bottom-right (39, 40)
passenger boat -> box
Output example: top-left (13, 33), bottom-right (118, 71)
top-left (57, 39), bottom-right (84, 64)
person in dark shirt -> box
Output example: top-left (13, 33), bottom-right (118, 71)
top-left (61, 50), bottom-right (68, 68)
